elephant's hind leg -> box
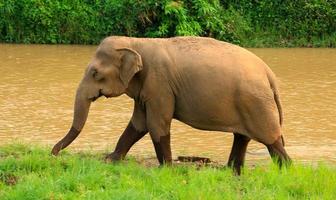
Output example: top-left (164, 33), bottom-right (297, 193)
top-left (227, 133), bottom-right (251, 175)
top-left (266, 136), bottom-right (291, 167)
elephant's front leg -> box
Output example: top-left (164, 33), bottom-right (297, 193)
top-left (152, 134), bottom-right (172, 165)
top-left (105, 121), bottom-right (147, 161)
top-left (146, 96), bottom-right (174, 165)
top-left (106, 102), bottom-right (148, 162)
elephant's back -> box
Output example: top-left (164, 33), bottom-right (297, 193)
top-left (167, 36), bottom-right (268, 69)
top-left (167, 36), bottom-right (238, 55)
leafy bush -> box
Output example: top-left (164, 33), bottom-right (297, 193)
top-left (224, 0), bottom-right (336, 47)
top-left (0, 0), bottom-right (335, 46)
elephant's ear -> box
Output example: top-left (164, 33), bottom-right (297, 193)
top-left (116, 48), bottom-right (143, 87)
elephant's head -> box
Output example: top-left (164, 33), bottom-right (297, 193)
top-left (51, 38), bottom-right (143, 155)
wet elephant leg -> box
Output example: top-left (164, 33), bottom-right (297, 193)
top-left (266, 136), bottom-right (291, 167)
top-left (105, 122), bottom-right (147, 161)
top-left (152, 134), bottom-right (172, 165)
top-left (227, 133), bottom-right (251, 175)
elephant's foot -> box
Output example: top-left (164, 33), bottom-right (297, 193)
top-left (104, 152), bottom-right (124, 163)
top-left (266, 136), bottom-right (291, 168)
top-left (227, 133), bottom-right (251, 175)
top-left (227, 161), bottom-right (243, 176)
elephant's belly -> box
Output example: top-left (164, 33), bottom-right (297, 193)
top-left (173, 100), bottom-right (244, 134)
top-left (175, 118), bottom-right (238, 133)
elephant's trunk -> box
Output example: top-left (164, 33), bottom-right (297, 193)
top-left (51, 87), bottom-right (91, 155)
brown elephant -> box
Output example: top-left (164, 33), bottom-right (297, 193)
top-left (52, 36), bottom-right (290, 174)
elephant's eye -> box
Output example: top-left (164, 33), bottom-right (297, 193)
top-left (91, 68), bottom-right (98, 77)
top-left (91, 68), bottom-right (105, 81)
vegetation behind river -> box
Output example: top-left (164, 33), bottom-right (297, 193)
top-left (1, 0), bottom-right (335, 47)
top-left (0, 143), bottom-right (335, 199)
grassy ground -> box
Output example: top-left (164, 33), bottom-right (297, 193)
top-left (0, 143), bottom-right (335, 200)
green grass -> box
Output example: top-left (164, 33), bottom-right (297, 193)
top-left (0, 143), bottom-right (335, 199)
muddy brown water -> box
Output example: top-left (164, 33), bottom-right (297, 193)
top-left (0, 44), bottom-right (335, 164)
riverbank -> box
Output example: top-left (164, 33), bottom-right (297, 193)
top-left (0, 143), bottom-right (335, 199)
top-left (1, 1), bottom-right (335, 47)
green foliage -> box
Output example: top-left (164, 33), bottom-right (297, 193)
top-left (0, 143), bottom-right (336, 199)
top-left (224, 0), bottom-right (336, 47)
top-left (0, 0), bottom-right (335, 46)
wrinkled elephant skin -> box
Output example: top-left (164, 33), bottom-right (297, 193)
top-left (52, 36), bottom-right (291, 174)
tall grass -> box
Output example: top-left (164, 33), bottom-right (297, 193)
top-left (0, 143), bottom-right (335, 199)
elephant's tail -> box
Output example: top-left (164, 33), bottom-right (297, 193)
top-left (273, 85), bottom-right (283, 126)
top-left (267, 71), bottom-right (285, 146)
top-left (267, 71), bottom-right (283, 127)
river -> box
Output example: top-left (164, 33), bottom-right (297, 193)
top-left (0, 44), bottom-right (335, 164)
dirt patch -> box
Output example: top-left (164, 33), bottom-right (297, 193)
top-left (177, 156), bottom-right (211, 163)
top-left (133, 156), bottom-right (225, 169)
top-left (101, 153), bottom-right (226, 168)
top-left (0, 173), bottom-right (18, 186)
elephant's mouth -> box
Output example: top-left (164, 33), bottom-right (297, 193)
top-left (90, 89), bottom-right (115, 102)
top-left (90, 89), bottom-right (104, 102)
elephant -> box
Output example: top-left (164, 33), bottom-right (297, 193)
top-left (51, 36), bottom-right (291, 174)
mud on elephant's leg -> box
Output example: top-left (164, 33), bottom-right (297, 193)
top-left (152, 134), bottom-right (172, 165)
top-left (105, 121), bottom-right (147, 162)
top-left (266, 136), bottom-right (291, 168)
top-left (227, 133), bottom-right (251, 175)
